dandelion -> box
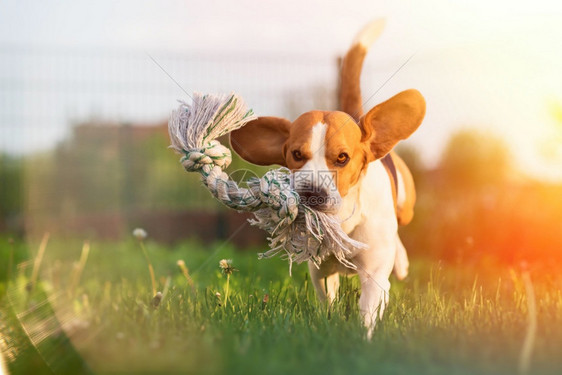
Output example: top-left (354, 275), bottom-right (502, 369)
top-left (133, 228), bottom-right (157, 297)
top-left (133, 228), bottom-right (147, 241)
top-left (219, 259), bottom-right (236, 275)
top-left (219, 259), bottom-right (237, 308)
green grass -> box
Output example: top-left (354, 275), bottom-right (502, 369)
top-left (1, 236), bottom-right (562, 375)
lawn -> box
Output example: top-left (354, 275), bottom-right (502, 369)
top-left (1, 235), bottom-right (562, 375)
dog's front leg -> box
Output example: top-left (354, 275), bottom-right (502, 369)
top-left (352, 229), bottom-right (396, 339)
top-left (358, 269), bottom-right (390, 339)
top-left (308, 258), bottom-right (340, 304)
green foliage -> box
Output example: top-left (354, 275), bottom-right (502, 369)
top-left (399, 129), bottom-right (562, 264)
top-left (2, 238), bottom-right (562, 374)
top-left (439, 130), bottom-right (512, 188)
top-left (21, 125), bottom-right (278, 221)
top-left (0, 287), bottom-right (92, 375)
top-left (134, 133), bottom-right (218, 211)
top-left (0, 153), bottom-right (23, 219)
top-left (26, 124), bottom-right (223, 217)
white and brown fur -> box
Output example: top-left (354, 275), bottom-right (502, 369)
top-left (230, 19), bottom-right (425, 337)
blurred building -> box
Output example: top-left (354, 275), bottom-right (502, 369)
top-left (20, 120), bottom-right (266, 247)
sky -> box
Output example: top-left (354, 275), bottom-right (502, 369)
top-left (1, 0), bottom-right (561, 180)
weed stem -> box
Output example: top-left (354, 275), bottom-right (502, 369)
top-left (224, 274), bottom-right (230, 308)
top-left (140, 241), bottom-right (157, 296)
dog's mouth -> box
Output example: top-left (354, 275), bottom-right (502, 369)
top-left (296, 190), bottom-right (341, 214)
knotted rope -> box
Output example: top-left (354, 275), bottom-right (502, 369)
top-left (169, 93), bottom-right (366, 273)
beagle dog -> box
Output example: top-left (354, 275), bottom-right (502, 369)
top-left (230, 19), bottom-right (425, 336)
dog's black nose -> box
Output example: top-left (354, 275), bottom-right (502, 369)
top-left (297, 188), bottom-right (331, 210)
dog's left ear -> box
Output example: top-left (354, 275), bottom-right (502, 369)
top-left (230, 116), bottom-right (291, 166)
top-left (360, 89), bottom-right (425, 161)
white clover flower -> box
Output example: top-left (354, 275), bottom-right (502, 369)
top-left (133, 228), bottom-right (147, 240)
top-left (219, 259), bottom-right (236, 275)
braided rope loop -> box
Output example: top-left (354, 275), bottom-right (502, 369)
top-left (180, 141), bottom-right (232, 176)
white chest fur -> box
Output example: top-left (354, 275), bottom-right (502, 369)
top-left (337, 160), bottom-right (398, 251)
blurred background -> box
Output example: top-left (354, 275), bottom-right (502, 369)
top-left (1, 0), bottom-right (561, 265)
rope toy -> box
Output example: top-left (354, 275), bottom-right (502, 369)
top-left (168, 92), bottom-right (367, 273)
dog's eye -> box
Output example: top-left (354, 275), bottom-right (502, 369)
top-left (292, 150), bottom-right (303, 161)
top-left (335, 152), bottom-right (350, 166)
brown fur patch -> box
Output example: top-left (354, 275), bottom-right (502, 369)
top-left (339, 44), bottom-right (368, 121)
top-left (360, 89), bottom-right (426, 161)
top-left (229, 116), bottom-right (291, 166)
top-left (391, 152), bottom-right (417, 226)
top-left (283, 111), bottom-right (368, 197)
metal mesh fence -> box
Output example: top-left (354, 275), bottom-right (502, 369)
top-left (0, 45), bottom-right (339, 155)
top-left (0, 45), bottom-right (339, 240)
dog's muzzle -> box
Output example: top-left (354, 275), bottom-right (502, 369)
top-left (296, 186), bottom-right (341, 213)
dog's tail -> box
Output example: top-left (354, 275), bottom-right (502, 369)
top-left (339, 19), bottom-right (386, 121)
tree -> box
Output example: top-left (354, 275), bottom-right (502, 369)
top-left (439, 130), bottom-right (512, 189)
top-left (0, 153), bottom-right (23, 233)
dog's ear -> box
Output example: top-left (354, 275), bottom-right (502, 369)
top-left (360, 89), bottom-right (425, 161)
top-left (230, 116), bottom-right (291, 166)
